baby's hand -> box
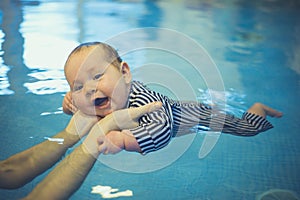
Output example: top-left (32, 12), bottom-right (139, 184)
top-left (62, 91), bottom-right (78, 115)
top-left (97, 131), bottom-right (123, 155)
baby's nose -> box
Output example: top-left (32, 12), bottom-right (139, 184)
top-left (85, 80), bottom-right (98, 97)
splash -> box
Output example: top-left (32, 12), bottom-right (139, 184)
top-left (197, 88), bottom-right (246, 117)
top-left (197, 88), bottom-right (247, 158)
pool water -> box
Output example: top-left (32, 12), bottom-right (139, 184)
top-left (0, 0), bottom-right (300, 199)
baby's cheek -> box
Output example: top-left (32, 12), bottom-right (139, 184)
top-left (73, 96), bottom-right (96, 115)
top-left (73, 95), bottom-right (87, 110)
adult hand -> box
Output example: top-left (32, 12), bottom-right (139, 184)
top-left (62, 91), bottom-right (78, 114)
top-left (65, 110), bottom-right (98, 138)
top-left (82, 102), bottom-right (162, 156)
top-left (100, 101), bottom-right (163, 132)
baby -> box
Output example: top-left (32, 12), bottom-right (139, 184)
top-left (63, 42), bottom-right (282, 154)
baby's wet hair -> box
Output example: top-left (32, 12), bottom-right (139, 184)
top-left (66, 41), bottom-right (123, 68)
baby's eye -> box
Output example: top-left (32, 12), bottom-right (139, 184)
top-left (93, 73), bottom-right (103, 80)
top-left (73, 84), bottom-right (83, 92)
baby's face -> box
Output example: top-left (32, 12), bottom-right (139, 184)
top-left (65, 46), bottom-right (132, 117)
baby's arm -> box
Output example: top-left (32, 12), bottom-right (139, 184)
top-left (101, 130), bottom-right (141, 153)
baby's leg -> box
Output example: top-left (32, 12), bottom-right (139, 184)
top-left (247, 103), bottom-right (283, 118)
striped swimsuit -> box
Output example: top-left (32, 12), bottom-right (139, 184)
top-left (128, 81), bottom-right (273, 154)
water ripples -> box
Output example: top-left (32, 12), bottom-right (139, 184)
top-left (24, 69), bottom-right (68, 95)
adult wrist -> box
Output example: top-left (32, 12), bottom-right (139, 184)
top-left (80, 144), bottom-right (100, 158)
top-left (65, 111), bottom-right (98, 137)
top-left (55, 130), bottom-right (81, 148)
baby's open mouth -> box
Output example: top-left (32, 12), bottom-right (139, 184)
top-left (94, 97), bottom-right (109, 107)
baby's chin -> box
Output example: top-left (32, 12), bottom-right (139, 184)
top-left (95, 108), bottom-right (114, 118)
top-left (95, 103), bottom-right (126, 117)
top-left (78, 107), bottom-right (100, 117)
top-left (80, 104), bottom-right (122, 118)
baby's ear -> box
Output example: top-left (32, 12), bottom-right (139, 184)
top-left (120, 62), bottom-right (132, 83)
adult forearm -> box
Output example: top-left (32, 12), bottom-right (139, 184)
top-left (23, 145), bottom-right (97, 200)
top-left (0, 130), bottom-right (80, 189)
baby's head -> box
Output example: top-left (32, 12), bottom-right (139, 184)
top-left (64, 42), bottom-right (132, 117)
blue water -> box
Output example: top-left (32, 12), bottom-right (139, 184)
top-left (0, 0), bottom-right (300, 199)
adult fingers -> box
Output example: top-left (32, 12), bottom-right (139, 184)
top-left (129, 102), bottom-right (162, 120)
top-left (109, 102), bottom-right (162, 130)
top-left (70, 104), bottom-right (78, 114)
top-left (63, 92), bottom-right (78, 114)
top-left (100, 102), bottom-right (162, 131)
top-left (66, 110), bottom-right (99, 137)
top-left (97, 135), bottom-right (110, 154)
top-left (66, 92), bottom-right (78, 113)
top-left (98, 144), bottom-right (107, 155)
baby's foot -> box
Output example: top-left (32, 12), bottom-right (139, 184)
top-left (247, 103), bottom-right (283, 118)
top-left (261, 103), bottom-right (283, 118)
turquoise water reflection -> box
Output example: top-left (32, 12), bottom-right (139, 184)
top-left (0, 0), bottom-right (299, 199)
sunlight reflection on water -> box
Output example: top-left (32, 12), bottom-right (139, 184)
top-left (21, 34), bottom-right (77, 95)
top-left (0, 29), bottom-right (14, 95)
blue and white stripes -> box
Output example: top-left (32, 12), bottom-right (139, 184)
top-left (128, 81), bottom-right (173, 154)
top-left (128, 81), bottom-right (274, 154)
